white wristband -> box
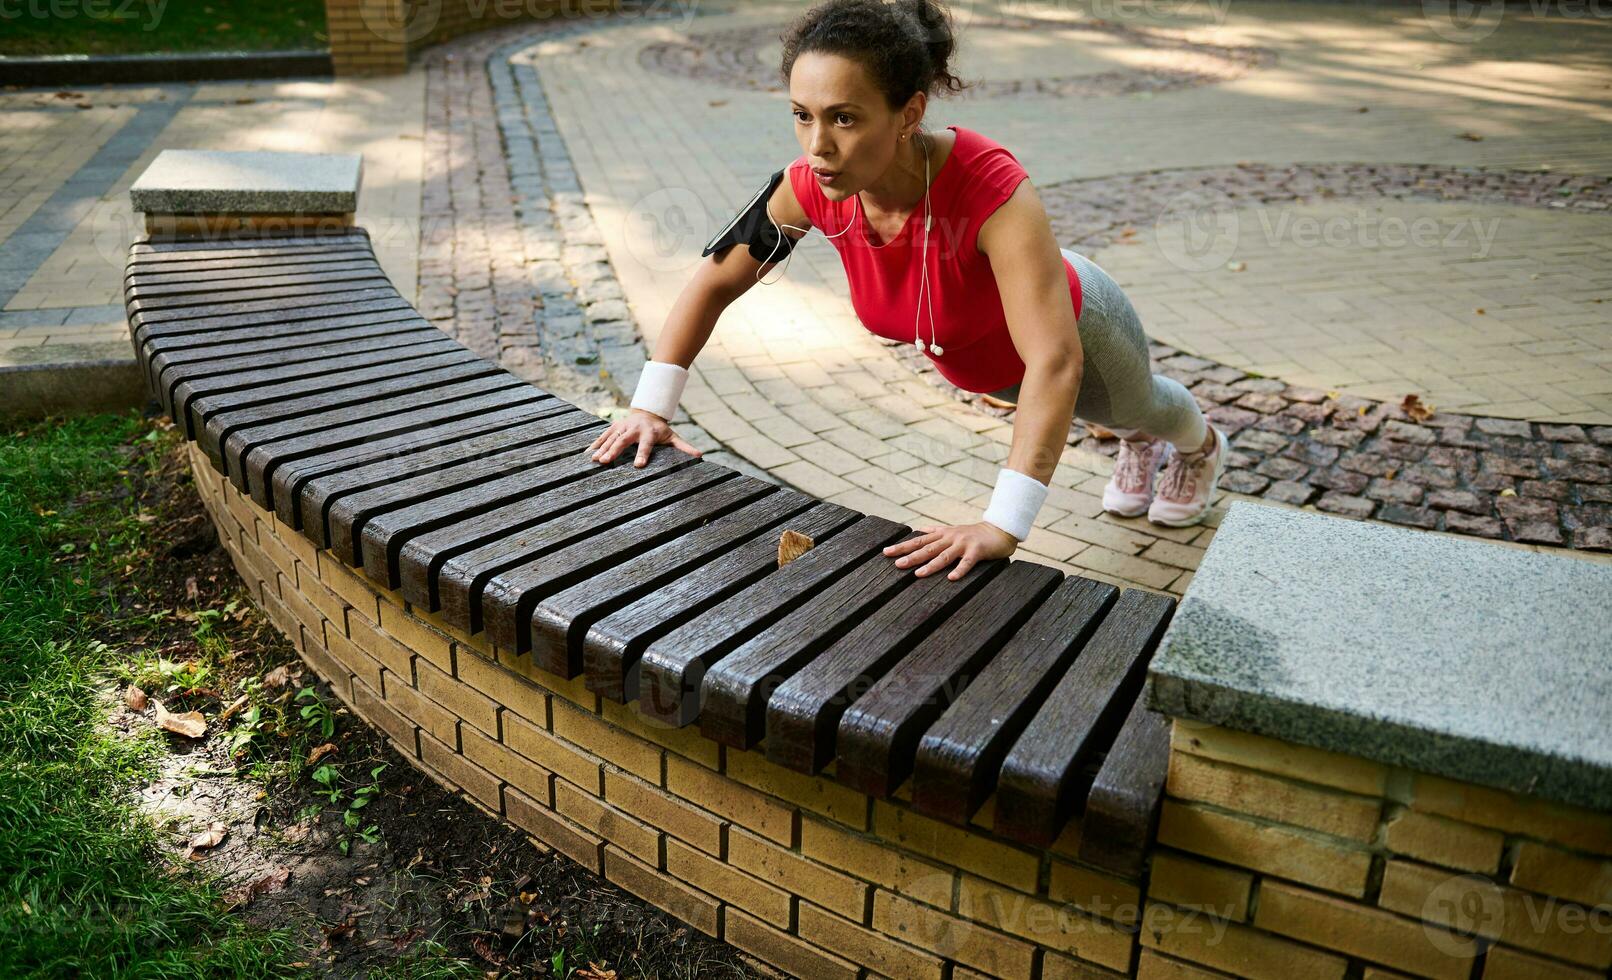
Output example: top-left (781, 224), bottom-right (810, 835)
top-left (629, 360), bottom-right (689, 421)
top-left (981, 467), bottom-right (1048, 542)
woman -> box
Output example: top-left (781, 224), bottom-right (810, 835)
top-left (587, 0), bottom-right (1227, 583)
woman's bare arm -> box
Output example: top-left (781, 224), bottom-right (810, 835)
top-left (590, 172), bottom-right (814, 467)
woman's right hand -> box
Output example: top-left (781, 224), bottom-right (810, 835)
top-left (588, 408), bottom-right (704, 468)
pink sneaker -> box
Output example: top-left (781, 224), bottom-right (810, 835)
top-left (1148, 426), bottom-right (1228, 527)
top-left (1102, 434), bottom-right (1170, 518)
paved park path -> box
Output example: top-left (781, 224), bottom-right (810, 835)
top-left (3, 0), bottom-right (1610, 593)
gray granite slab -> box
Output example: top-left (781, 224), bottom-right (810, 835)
top-left (129, 149), bottom-right (361, 213)
top-left (1147, 500), bottom-right (1612, 812)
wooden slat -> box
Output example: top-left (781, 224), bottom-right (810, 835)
top-left (128, 232), bottom-right (371, 258)
top-left (761, 562), bottom-right (1011, 776)
top-left (581, 503), bottom-right (860, 704)
top-left (478, 471), bottom-right (778, 659)
top-left (131, 290), bottom-right (406, 340)
top-left (125, 246), bottom-right (377, 278)
top-left (129, 257), bottom-right (381, 289)
top-left (128, 283), bottom-right (401, 332)
top-left (434, 461), bottom-right (733, 635)
top-left (635, 515), bottom-right (912, 727)
top-left (149, 315), bottom-right (430, 399)
top-left (294, 410), bottom-right (601, 553)
top-left (702, 551), bottom-right (984, 751)
top-left (127, 273), bottom-right (394, 313)
top-left (394, 449), bottom-right (695, 613)
top-left (261, 396), bottom-right (564, 521)
top-left (1078, 687), bottom-right (1172, 877)
top-left (832, 561), bottom-right (1065, 798)
top-left (177, 339), bottom-right (466, 440)
top-left (196, 354), bottom-right (496, 470)
top-left (992, 589), bottom-right (1177, 847)
top-left (358, 428), bottom-right (702, 588)
top-left (537, 488), bottom-right (817, 696)
top-left (907, 576), bottom-right (1120, 825)
top-left (241, 384), bottom-right (547, 508)
top-left (164, 329), bottom-right (447, 427)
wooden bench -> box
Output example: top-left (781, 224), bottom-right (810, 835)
top-left (127, 229), bottom-right (1177, 875)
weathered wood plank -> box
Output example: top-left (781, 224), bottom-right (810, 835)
top-left (178, 339), bottom-right (466, 440)
top-left (832, 561), bottom-right (1065, 798)
top-left (476, 470), bottom-right (776, 657)
top-left (581, 503), bottom-right (860, 704)
top-left (394, 449), bottom-right (695, 614)
top-left (148, 315), bottom-right (430, 402)
top-left (240, 383), bottom-right (545, 509)
top-left (164, 329), bottom-right (446, 427)
top-left (1078, 687), bottom-right (1172, 877)
top-left (436, 461), bottom-right (734, 635)
top-left (702, 551), bottom-right (979, 751)
top-left (992, 589), bottom-right (1177, 847)
top-left (635, 515), bottom-right (911, 727)
top-left (907, 576), bottom-right (1120, 826)
top-left (537, 487), bottom-right (818, 697)
top-left (299, 410), bottom-right (602, 554)
top-left (259, 396), bottom-right (562, 522)
top-left (197, 355), bottom-right (497, 472)
top-left (761, 561), bottom-right (1012, 776)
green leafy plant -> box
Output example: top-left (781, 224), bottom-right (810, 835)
top-left (295, 685), bottom-right (336, 739)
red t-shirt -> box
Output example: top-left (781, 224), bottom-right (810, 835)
top-left (786, 124), bottom-right (1082, 394)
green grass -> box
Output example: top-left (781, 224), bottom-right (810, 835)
top-left (0, 413), bottom-right (292, 979)
top-left (0, 0), bottom-right (328, 56)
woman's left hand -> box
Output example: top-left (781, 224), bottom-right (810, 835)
top-left (883, 522), bottom-right (1019, 581)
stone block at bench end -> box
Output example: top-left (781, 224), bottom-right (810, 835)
top-left (129, 149), bottom-right (362, 215)
top-left (1145, 499), bottom-right (1612, 812)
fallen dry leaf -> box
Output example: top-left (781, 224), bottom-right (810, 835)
top-left (262, 665), bottom-right (290, 688)
top-left (307, 742), bottom-right (337, 766)
top-left (185, 576), bottom-right (199, 600)
top-left (281, 821), bottom-right (311, 844)
top-left (126, 685), bottom-right (149, 711)
top-left (577, 962), bottom-right (617, 979)
top-left (223, 867), bottom-right (290, 908)
top-left (186, 821), bottom-right (228, 860)
top-left (1500, 488), bottom-right (1517, 497)
top-left (1400, 393), bottom-right (1435, 423)
top-left (778, 530), bottom-right (814, 567)
top-left (155, 701), bottom-right (206, 738)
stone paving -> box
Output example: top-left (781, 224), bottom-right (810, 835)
top-left (4, 0), bottom-right (1612, 593)
top-left (0, 75), bottom-right (424, 369)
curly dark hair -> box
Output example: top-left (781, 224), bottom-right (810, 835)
top-left (779, 0), bottom-right (972, 111)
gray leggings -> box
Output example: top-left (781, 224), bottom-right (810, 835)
top-left (987, 248), bottom-right (1207, 448)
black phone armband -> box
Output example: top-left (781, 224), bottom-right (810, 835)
top-left (702, 167), bottom-right (799, 264)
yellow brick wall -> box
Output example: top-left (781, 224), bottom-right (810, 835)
top-left (1141, 718), bottom-right (1612, 979)
top-left (321, 0), bottom-right (620, 76)
top-left (189, 444), bottom-right (1144, 979)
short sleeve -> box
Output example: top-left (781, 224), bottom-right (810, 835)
top-left (962, 148), bottom-right (1030, 255)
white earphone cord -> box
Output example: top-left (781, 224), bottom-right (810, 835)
top-left (753, 135), bottom-right (942, 357)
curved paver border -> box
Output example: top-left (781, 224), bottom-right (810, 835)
top-left (637, 14), bottom-right (1277, 99)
